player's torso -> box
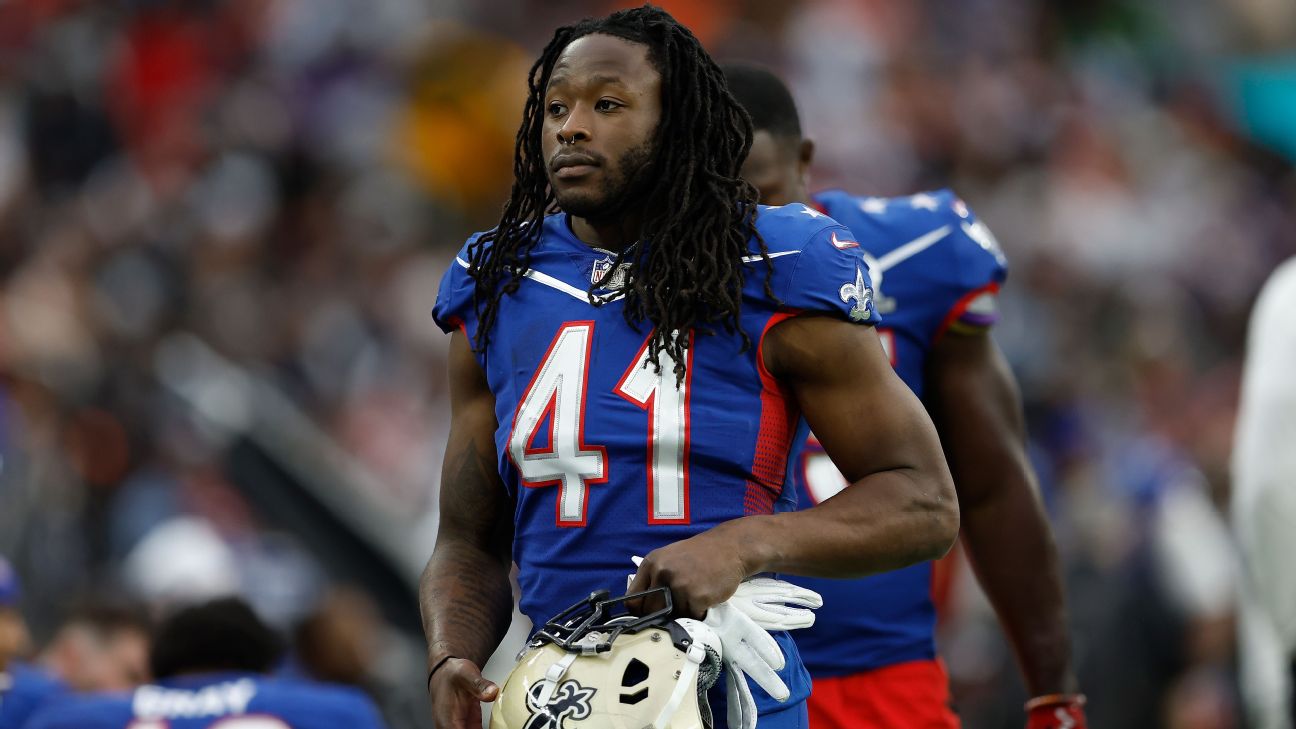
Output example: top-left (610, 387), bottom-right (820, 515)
top-left (790, 189), bottom-right (1005, 677)
top-left (472, 215), bottom-right (806, 627)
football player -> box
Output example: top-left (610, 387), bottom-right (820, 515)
top-left (722, 64), bottom-right (1086, 729)
top-left (36, 603), bottom-right (151, 692)
top-left (0, 557), bottom-right (66, 729)
top-left (421, 6), bottom-right (959, 729)
top-left (21, 597), bottom-right (387, 729)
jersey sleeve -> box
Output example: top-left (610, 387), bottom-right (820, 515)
top-left (431, 233), bottom-right (483, 338)
top-left (778, 221), bottom-right (882, 326)
top-left (934, 193), bottom-right (1009, 340)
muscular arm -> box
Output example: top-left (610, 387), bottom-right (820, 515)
top-left (631, 315), bottom-right (958, 617)
top-left (752, 314), bottom-right (959, 577)
top-left (925, 330), bottom-right (1076, 695)
top-left (419, 331), bottom-right (514, 672)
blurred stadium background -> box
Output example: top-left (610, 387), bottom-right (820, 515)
top-left (0, 0), bottom-right (1293, 727)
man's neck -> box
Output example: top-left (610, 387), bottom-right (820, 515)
top-left (569, 212), bottom-right (644, 254)
top-left (792, 187), bottom-right (813, 209)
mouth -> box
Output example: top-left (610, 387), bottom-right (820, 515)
top-left (551, 154), bottom-right (600, 180)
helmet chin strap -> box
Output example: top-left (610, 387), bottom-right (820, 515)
top-left (534, 651), bottom-right (580, 711)
top-left (653, 642), bottom-right (708, 729)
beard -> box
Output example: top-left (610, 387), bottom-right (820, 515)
top-left (551, 139), bottom-right (656, 221)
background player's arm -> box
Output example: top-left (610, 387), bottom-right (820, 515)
top-left (925, 330), bottom-right (1077, 695)
top-left (631, 314), bottom-right (958, 617)
top-left (419, 331), bottom-right (514, 726)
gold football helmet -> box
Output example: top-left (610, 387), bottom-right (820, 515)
top-left (490, 588), bottom-right (723, 729)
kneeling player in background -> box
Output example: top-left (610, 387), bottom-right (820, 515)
top-left (723, 63), bottom-right (1087, 729)
top-left (22, 597), bottom-right (388, 729)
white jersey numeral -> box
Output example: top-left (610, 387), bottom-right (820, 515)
top-left (803, 449), bottom-right (850, 505)
top-left (509, 323), bottom-right (695, 526)
top-left (508, 322), bottom-right (608, 526)
top-left (616, 333), bottom-right (693, 523)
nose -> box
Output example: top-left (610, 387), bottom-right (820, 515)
top-left (556, 105), bottom-right (592, 146)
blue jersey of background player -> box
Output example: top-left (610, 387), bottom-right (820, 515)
top-left (0, 663), bottom-right (66, 729)
top-left (0, 557), bottom-right (67, 729)
top-left (794, 186), bottom-right (1010, 690)
top-left (419, 8), bottom-right (960, 729)
top-left (725, 64), bottom-right (1088, 729)
top-left (22, 598), bottom-right (387, 729)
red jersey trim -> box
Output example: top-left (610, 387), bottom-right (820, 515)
top-left (746, 310), bottom-right (802, 516)
top-left (931, 282), bottom-right (1000, 346)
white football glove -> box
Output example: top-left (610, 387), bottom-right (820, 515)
top-left (728, 577), bottom-right (823, 631)
top-left (704, 601), bottom-right (789, 729)
top-left (627, 558), bottom-right (819, 729)
top-left (629, 558), bottom-right (822, 630)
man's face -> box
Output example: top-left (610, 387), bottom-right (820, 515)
top-left (0, 608), bottom-right (32, 669)
top-left (95, 629), bottom-right (150, 691)
top-left (541, 34), bottom-right (662, 219)
top-left (59, 626), bottom-right (150, 691)
top-left (741, 129), bottom-right (811, 207)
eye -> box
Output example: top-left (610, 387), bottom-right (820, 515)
top-left (594, 99), bottom-right (622, 112)
top-left (548, 101), bottom-right (567, 117)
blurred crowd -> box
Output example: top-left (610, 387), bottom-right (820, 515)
top-left (0, 0), bottom-right (1293, 728)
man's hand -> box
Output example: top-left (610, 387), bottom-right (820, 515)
top-left (428, 658), bottom-right (500, 729)
top-left (626, 522), bottom-right (755, 618)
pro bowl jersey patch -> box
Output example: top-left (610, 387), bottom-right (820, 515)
top-left (787, 188), bottom-right (1008, 678)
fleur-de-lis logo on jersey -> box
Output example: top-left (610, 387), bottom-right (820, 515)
top-left (523, 679), bottom-right (597, 729)
top-left (840, 264), bottom-right (875, 322)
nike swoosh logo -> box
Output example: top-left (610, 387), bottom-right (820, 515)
top-left (830, 231), bottom-right (859, 249)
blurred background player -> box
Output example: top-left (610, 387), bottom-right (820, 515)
top-left (1233, 257), bottom-right (1296, 727)
top-left (421, 6), bottom-right (959, 729)
top-left (34, 603), bottom-right (150, 693)
top-left (23, 596), bottom-right (388, 729)
top-left (0, 559), bottom-right (31, 672)
top-left (723, 64), bottom-right (1084, 729)
top-left (0, 558), bottom-right (64, 729)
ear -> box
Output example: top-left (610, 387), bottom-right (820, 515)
top-left (798, 138), bottom-right (815, 169)
top-left (797, 138), bottom-right (815, 183)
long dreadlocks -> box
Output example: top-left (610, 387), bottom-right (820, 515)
top-left (466, 4), bottom-right (772, 383)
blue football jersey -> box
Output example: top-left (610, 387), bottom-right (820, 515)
top-left (0, 663), bottom-right (66, 729)
top-left (788, 189), bottom-right (1009, 677)
top-left (20, 673), bottom-right (386, 729)
top-left (433, 203), bottom-right (879, 720)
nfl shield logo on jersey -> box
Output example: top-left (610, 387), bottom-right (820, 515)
top-left (591, 256), bottom-right (629, 290)
top-left (591, 256), bottom-right (614, 285)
